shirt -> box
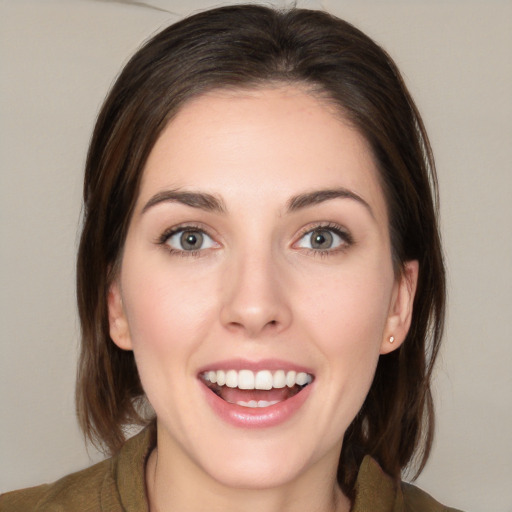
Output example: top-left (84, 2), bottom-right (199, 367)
top-left (0, 428), bottom-right (463, 511)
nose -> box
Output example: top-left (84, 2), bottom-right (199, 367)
top-left (220, 249), bottom-right (292, 337)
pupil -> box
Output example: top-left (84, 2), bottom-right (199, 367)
top-left (312, 230), bottom-right (332, 249)
top-left (181, 231), bottom-right (203, 250)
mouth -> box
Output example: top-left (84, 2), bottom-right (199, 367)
top-left (200, 369), bottom-right (314, 408)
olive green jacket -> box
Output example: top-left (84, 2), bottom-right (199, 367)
top-left (1, 428), bottom-right (462, 511)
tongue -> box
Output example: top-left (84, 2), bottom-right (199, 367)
top-left (219, 386), bottom-right (296, 404)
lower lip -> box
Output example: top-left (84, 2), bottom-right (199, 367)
top-left (201, 382), bottom-right (313, 429)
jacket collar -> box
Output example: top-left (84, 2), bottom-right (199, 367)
top-left (111, 428), bottom-right (403, 512)
top-left (353, 455), bottom-right (404, 512)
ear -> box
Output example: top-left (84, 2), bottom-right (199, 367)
top-left (380, 260), bottom-right (419, 355)
top-left (107, 280), bottom-right (133, 351)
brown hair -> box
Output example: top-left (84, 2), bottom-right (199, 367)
top-left (76, 4), bottom-right (445, 496)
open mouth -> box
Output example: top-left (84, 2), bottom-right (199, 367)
top-left (200, 369), bottom-right (314, 408)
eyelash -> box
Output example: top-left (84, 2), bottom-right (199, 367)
top-left (294, 222), bottom-right (354, 257)
top-left (156, 222), bottom-right (354, 258)
top-left (156, 223), bottom-right (216, 258)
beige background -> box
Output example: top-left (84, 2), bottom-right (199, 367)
top-left (1, 1), bottom-right (511, 510)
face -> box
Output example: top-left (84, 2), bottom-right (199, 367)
top-left (108, 86), bottom-right (417, 490)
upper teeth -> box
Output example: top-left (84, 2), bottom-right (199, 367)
top-left (203, 369), bottom-right (312, 390)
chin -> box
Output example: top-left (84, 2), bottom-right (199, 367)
top-left (187, 428), bottom-right (342, 492)
top-left (200, 452), bottom-right (311, 490)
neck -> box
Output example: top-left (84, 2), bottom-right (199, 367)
top-left (145, 430), bottom-right (351, 512)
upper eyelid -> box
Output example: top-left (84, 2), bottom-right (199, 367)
top-left (295, 222), bottom-right (352, 239)
top-left (158, 225), bottom-right (220, 257)
top-left (293, 223), bottom-right (354, 250)
top-left (155, 221), bottom-right (352, 246)
top-left (157, 223), bottom-right (217, 244)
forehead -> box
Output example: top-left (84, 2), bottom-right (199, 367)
top-left (137, 86), bottom-right (387, 221)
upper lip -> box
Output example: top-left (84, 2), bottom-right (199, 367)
top-left (196, 358), bottom-right (314, 375)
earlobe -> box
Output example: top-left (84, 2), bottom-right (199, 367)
top-left (107, 281), bottom-right (133, 351)
top-left (380, 260), bottom-right (419, 355)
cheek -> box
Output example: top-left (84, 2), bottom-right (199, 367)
top-left (295, 260), bottom-right (393, 385)
top-left (120, 255), bottom-right (219, 367)
top-left (297, 261), bottom-right (392, 340)
top-left (119, 258), bottom-right (222, 423)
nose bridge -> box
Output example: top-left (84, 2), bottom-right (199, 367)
top-left (220, 241), bottom-right (291, 336)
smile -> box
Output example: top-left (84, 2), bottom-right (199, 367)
top-left (200, 369), bottom-right (314, 409)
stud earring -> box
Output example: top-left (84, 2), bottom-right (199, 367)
top-left (389, 336), bottom-right (395, 343)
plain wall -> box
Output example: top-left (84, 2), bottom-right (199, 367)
top-left (1, 1), bottom-right (511, 510)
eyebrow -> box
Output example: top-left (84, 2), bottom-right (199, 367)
top-left (141, 190), bottom-right (227, 215)
top-left (287, 188), bottom-right (374, 218)
top-left (141, 187), bottom-right (373, 217)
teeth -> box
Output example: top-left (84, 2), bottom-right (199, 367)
top-left (296, 372), bottom-right (310, 386)
top-left (235, 400), bottom-right (280, 408)
top-left (203, 369), bottom-right (313, 390)
top-left (255, 370), bottom-right (273, 390)
top-left (216, 370), bottom-right (226, 386)
top-left (286, 370), bottom-right (296, 387)
top-left (225, 370), bottom-right (238, 388)
top-left (273, 370), bottom-right (286, 388)
top-left (238, 369), bottom-right (255, 390)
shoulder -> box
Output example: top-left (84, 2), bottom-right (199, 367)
top-left (354, 455), bottom-right (464, 512)
top-left (401, 482), bottom-right (464, 512)
top-left (0, 427), bottom-right (153, 512)
top-left (0, 457), bottom-right (114, 512)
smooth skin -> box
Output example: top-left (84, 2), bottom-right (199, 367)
top-left (108, 86), bottom-right (418, 512)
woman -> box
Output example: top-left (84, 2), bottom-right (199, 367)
top-left (1, 4), bottom-right (462, 511)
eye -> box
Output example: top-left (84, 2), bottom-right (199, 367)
top-left (296, 226), bottom-right (351, 252)
top-left (164, 228), bottom-right (217, 253)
